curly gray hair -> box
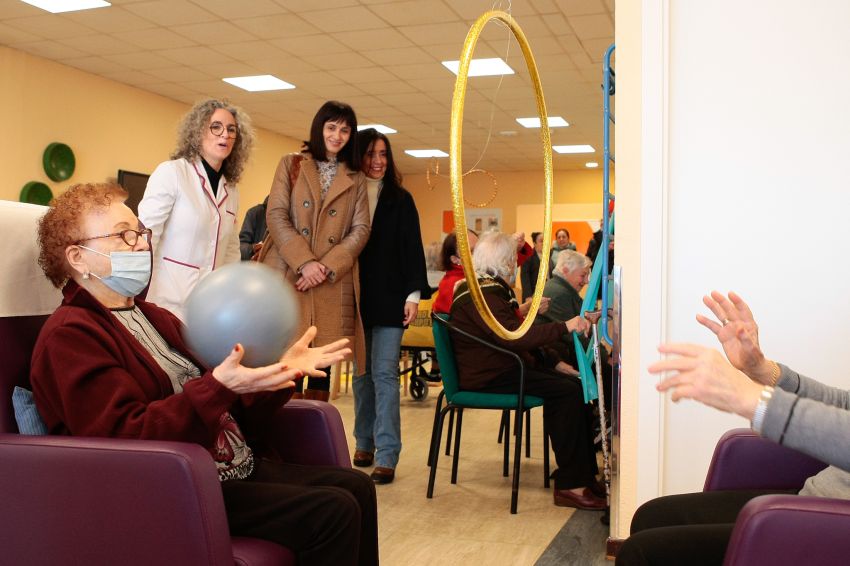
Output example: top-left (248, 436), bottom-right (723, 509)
top-left (170, 98), bottom-right (255, 183)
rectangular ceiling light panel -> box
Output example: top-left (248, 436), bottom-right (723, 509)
top-left (21, 0), bottom-right (110, 12)
top-left (358, 124), bottom-right (397, 134)
top-left (222, 75), bottom-right (295, 92)
top-left (553, 144), bottom-right (595, 154)
top-left (442, 58), bottom-right (515, 77)
top-left (516, 116), bottom-right (569, 128)
top-left (405, 149), bottom-right (449, 158)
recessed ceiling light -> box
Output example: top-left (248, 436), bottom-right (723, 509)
top-left (442, 58), bottom-right (515, 77)
top-left (405, 149), bottom-right (449, 158)
top-left (585, 162), bottom-right (599, 168)
top-left (516, 116), bottom-right (569, 128)
top-left (222, 75), bottom-right (295, 92)
top-left (358, 124), bottom-right (397, 134)
top-left (553, 144), bottom-right (595, 154)
top-left (21, 0), bottom-right (110, 12)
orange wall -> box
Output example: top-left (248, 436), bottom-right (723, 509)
top-left (0, 46), bottom-right (301, 221)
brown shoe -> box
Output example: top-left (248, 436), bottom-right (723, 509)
top-left (353, 450), bottom-right (374, 467)
top-left (553, 487), bottom-right (607, 510)
top-left (370, 466), bottom-right (395, 484)
top-left (588, 479), bottom-right (607, 499)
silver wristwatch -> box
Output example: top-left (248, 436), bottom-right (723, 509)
top-left (751, 385), bottom-right (775, 433)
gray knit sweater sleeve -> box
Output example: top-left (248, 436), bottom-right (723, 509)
top-left (760, 364), bottom-right (850, 497)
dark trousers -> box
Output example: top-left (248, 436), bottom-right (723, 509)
top-left (295, 368), bottom-right (331, 393)
top-left (474, 368), bottom-right (598, 490)
top-left (221, 459), bottom-right (378, 566)
top-left (616, 489), bottom-right (793, 566)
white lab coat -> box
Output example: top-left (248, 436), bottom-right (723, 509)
top-left (138, 156), bottom-right (240, 321)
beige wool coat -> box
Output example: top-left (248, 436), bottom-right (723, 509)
top-left (262, 152), bottom-right (369, 371)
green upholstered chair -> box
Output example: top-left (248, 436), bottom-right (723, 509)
top-left (427, 313), bottom-right (550, 514)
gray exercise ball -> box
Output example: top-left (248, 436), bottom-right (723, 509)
top-left (184, 262), bottom-right (298, 368)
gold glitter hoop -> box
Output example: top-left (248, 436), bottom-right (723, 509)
top-left (451, 10), bottom-right (553, 340)
top-left (426, 159), bottom-right (498, 208)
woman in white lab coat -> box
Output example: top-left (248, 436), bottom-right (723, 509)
top-left (139, 99), bottom-right (255, 320)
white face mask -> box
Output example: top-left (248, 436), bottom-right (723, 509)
top-left (80, 247), bottom-right (151, 297)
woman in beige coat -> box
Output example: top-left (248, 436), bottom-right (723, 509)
top-left (262, 101), bottom-right (369, 400)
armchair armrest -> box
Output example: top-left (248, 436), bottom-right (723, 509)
top-left (267, 400), bottom-right (351, 467)
top-left (704, 428), bottom-right (827, 491)
top-left (0, 433), bottom-right (234, 566)
top-left (724, 494), bottom-right (850, 566)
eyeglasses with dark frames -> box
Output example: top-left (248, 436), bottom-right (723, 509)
top-left (210, 121), bottom-right (238, 139)
top-left (74, 227), bottom-right (152, 247)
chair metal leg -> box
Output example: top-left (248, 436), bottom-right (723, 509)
top-left (511, 408), bottom-right (524, 514)
top-left (525, 409), bottom-right (531, 458)
top-left (502, 410), bottom-right (510, 477)
top-left (498, 409), bottom-right (508, 444)
top-left (451, 408), bottom-right (463, 484)
top-left (445, 408), bottom-right (455, 456)
top-left (543, 418), bottom-right (550, 488)
top-left (428, 389), bottom-right (446, 467)
top-left (427, 405), bottom-right (453, 498)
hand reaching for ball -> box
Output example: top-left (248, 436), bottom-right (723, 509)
top-left (281, 326), bottom-right (351, 378)
top-left (212, 327), bottom-right (351, 394)
top-left (212, 344), bottom-right (301, 394)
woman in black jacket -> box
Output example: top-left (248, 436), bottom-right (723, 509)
top-left (352, 129), bottom-right (431, 484)
top-left (520, 231), bottom-right (548, 301)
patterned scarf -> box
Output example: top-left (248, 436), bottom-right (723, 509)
top-left (316, 157), bottom-right (338, 201)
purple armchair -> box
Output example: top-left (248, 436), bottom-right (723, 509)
top-left (705, 428), bottom-right (850, 566)
top-left (0, 199), bottom-right (351, 566)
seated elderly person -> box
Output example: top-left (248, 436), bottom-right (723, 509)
top-left (617, 290), bottom-right (850, 566)
top-left (534, 250), bottom-right (592, 376)
top-left (536, 250), bottom-right (612, 411)
top-left (435, 229), bottom-right (546, 317)
top-left (448, 231), bottom-right (605, 510)
top-left (30, 182), bottom-right (378, 566)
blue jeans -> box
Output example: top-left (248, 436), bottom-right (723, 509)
top-left (353, 326), bottom-right (404, 469)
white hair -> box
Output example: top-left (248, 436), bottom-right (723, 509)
top-left (472, 231), bottom-right (516, 281)
top-left (554, 249), bottom-right (591, 279)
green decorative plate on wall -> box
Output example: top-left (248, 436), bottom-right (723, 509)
top-left (20, 181), bottom-right (53, 205)
top-left (43, 142), bottom-right (76, 182)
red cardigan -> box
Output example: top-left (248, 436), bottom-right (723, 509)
top-left (31, 280), bottom-right (291, 454)
top-left (432, 242), bottom-right (533, 314)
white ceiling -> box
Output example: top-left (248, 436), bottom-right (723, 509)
top-left (0, 0), bottom-right (615, 174)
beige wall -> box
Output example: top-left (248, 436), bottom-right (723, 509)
top-left (0, 46), bottom-right (301, 221)
top-left (404, 168), bottom-right (612, 245)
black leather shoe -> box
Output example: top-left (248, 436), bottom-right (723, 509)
top-left (370, 466), bottom-right (395, 484)
top-left (353, 450), bottom-right (374, 467)
top-left (553, 488), bottom-right (607, 510)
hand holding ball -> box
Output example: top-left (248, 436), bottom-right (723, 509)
top-left (184, 262), bottom-right (298, 368)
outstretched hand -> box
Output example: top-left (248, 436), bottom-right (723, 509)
top-left (696, 291), bottom-right (776, 385)
top-left (212, 344), bottom-right (301, 394)
top-left (648, 342), bottom-right (762, 419)
top-left (282, 326), bottom-right (351, 378)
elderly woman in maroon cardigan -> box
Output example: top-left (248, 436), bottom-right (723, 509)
top-left (30, 182), bottom-right (378, 566)
top-left (449, 231), bottom-right (606, 510)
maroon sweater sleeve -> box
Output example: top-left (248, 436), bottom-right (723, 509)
top-left (469, 292), bottom-right (566, 352)
top-left (31, 308), bottom-right (237, 444)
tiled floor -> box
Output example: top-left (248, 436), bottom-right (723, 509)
top-left (331, 379), bottom-right (609, 565)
